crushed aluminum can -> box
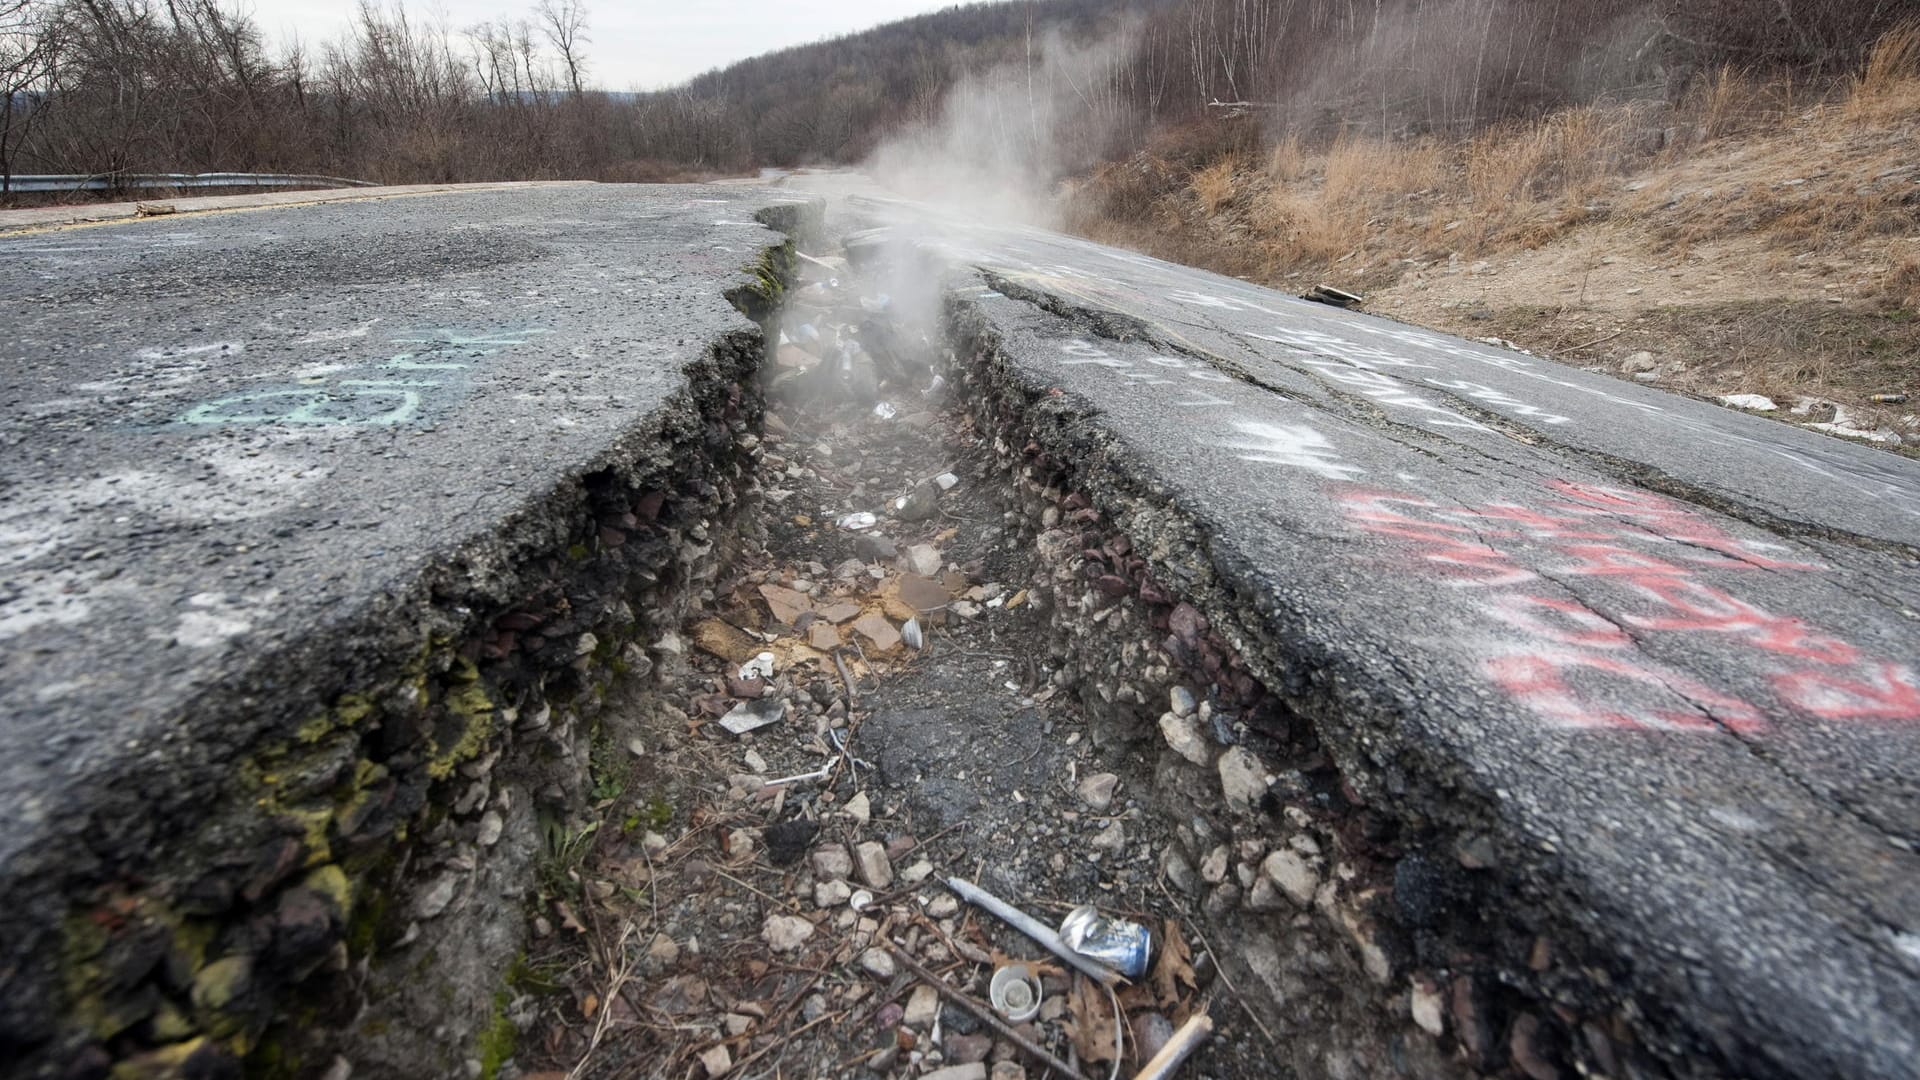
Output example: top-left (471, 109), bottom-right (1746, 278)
top-left (900, 617), bottom-right (923, 651)
top-left (1870, 393), bottom-right (1908, 404)
top-left (1058, 905), bottom-right (1152, 978)
top-left (837, 512), bottom-right (877, 531)
top-left (989, 964), bottom-right (1042, 1022)
top-left (872, 401), bottom-right (897, 420)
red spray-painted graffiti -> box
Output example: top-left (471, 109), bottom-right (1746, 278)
top-left (1339, 481), bottom-right (1920, 730)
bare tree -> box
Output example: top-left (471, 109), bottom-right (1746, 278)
top-left (0, 0), bottom-right (56, 191)
top-left (535, 0), bottom-right (587, 96)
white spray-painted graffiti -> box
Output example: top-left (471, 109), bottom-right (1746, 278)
top-left (178, 325), bottom-right (549, 428)
top-left (1214, 421), bottom-right (1366, 481)
top-left (1054, 338), bottom-right (1237, 407)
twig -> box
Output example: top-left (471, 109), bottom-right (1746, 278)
top-left (710, 867), bottom-right (787, 907)
top-left (843, 973), bottom-right (916, 1031)
top-left (1186, 924), bottom-right (1277, 1047)
top-left (566, 921), bottom-right (637, 1080)
top-left (831, 646), bottom-right (860, 703)
top-left (1561, 328), bottom-right (1628, 353)
top-left (881, 940), bottom-right (1095, 1080)
top-left (900, 820), bottom-right (970, 858)
top-left (727, 1009), bottom-right (838, 1076)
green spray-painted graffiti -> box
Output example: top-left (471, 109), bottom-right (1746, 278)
top-left (177, 326), bottom-right (549, 429)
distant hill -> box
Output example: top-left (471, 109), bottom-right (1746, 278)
top-left (649, 0), bottom-right (1169, 166)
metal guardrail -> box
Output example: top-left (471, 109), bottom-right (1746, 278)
top-left (4, 172), bottom-right (375, 193)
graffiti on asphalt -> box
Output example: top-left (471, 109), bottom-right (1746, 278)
top-left (1339, 481), bottom-right (1920, 729)
top-left (178, 325), bottom-right (549, 428)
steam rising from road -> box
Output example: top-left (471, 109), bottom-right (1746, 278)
top-left (863, 24), bottom-right (1140, 229)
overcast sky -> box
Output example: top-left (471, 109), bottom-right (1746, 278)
top-left (250, 1), bottom-right (962, 90)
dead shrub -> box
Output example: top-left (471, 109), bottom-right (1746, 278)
top-left (1190, 155), bottom-right (1240, 214)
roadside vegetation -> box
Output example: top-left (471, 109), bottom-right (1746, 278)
top-left (1060, 21), bottom-right (1920, 438)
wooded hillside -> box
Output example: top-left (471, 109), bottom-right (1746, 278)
top-left (2, 0), bottom-right (1911, 194)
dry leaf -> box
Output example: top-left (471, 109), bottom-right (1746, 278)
top-left (1066, 973), bottom-right (1121, 1064)
top-left (553, 899), bottom-right (588, 934)
top-left (1152, 919), bottom-right (1197, 1009)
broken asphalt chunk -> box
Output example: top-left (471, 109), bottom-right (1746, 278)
top-left (718, 698), bottom-right (785, 735)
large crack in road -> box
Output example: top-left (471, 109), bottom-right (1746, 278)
top-left (2, 184), bottom-right (1918, 1080)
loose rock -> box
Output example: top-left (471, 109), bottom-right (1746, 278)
top-left (1261, 849), bottom-right (1320, 907)
top-left (855, 841), bottom-right (895, 888)
top-left (762, 913), bottom-right (815, 953)
top-left (859, 947), bottom-right (896, 979)
top-left (1077, 772), bottom-right (1120, 812)
top-left (1158, 711), bottom-right (1211, 766)
top-left (812, 844), bottom-right (853, 881)
top-left (1218, 747), bottom-right (1268, 811)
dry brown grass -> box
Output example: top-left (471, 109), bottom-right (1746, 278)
top-left (1885, 252), bottom-right (1920, 312)
top-left (1069, 21), bottom-right (1920, 302)
top-left (1189, 155), bottom-right (1239, 214)
top-left (1848, 19), bottom-right (1920, 121)
top-left (1266, 134), bottom-right (1307, 182)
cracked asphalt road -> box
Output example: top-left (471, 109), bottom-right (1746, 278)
top-left (0, 184), bottom-right (807, 1058)
top-left (826, 194), bottom-right (1920, 1078)
top-left (1, 180), bottom-right (1916, 1078)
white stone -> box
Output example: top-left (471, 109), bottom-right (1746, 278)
top-left (476, 810), bottom-right (503, 847)
top-left (1169, 686), bottom-right (1198, 717)
top-left (1411, 979), bottom-right (1447, 1036)
top-left (927, 894), bottom-right (960, 919)
top-left (725, 828), bottom-right (757, 860)
top-left (699, 1044), bottom-right (732, 1077)
top-left (843, 791), bottom-right (871, 824)
top-left (814, 880), bottom-right (853, 909)
top-left (900, 858), bottom-right (934, 885)
top-left (859, 947), bottom-right (896, 979)
top-left (1262, 849), bottom-right (1320, 908)
top-left (1218, 747), bottom-right (1268, 811)
top-left (1199, 845), bottom-right (1230, 884)
top-left (854, 841), bottom-right (894, 888)
top-left (762, 913), bottom-right (815, 953)
top-left (1091, 820), bottom-right (1127, 852)
top-left (811, 843), bottom-right (852, 880)
top-left (1158, 712), bottom-right (1211, 766)
top-left (1077, 772), bottom-right (1120, 811)
top-left (904, 983), bottom-right (942, 1027)
top-left (905, 543), bottom-right (944, 577)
